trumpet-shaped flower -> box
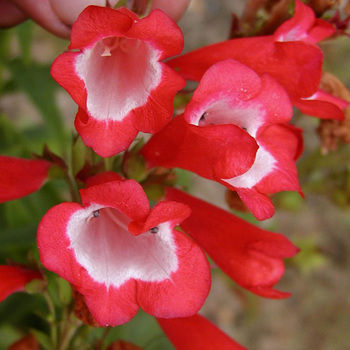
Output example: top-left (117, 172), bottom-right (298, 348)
top-left (165, 188), bottom-right (299, 299)
top-left (0, 155), bottom-right (51, 203)
top-left (166, 1), bottom-right (347, 120)
top-left (142, 60), bottom-right (302, 220)
top-left (158, 314), bottom-right (248, 350)
top-left (273, 0), bottom-right (335, 44)
top-left (51, 6), bottom-right (185, 157)
top-left (0, 265), bottom-right (42, 302)
top-left (37, 177), bottom-right (210, 326)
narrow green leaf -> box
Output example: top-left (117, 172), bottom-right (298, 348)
top-left (30, 329), bottom-right (52, 350)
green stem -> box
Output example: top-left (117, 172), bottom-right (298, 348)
top-left (43, 290), bottom-right (58, 349)
top-left (95, 327), bottom-right (111, 350)
top-left (65, 171), bottom-right (81, 203)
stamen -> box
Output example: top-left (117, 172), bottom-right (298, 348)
top-left (100, 37), bottom-right (120, 57)
top-left (149, 227), bottom-right (159, 234)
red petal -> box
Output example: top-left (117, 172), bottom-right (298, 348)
top-left (83, 280), bottom-right (139, 326)
top-left (0, 266), bottom-right (42, 302)
top-left (137, 231), bottom-right (211, 318)
top-left (141, 115), bottom-right (258, 180)
top-left (79, 179), bottom-right (150, 222)
top-left (130, 201), bottom-right (211, 317)
top-left (235, 188), bottom-right (275, 221)
top-left (167, 38), bottom-right (322, 99)
top-left (293, 90), bottom-right (347, 120)
top-left (69, 6), bottom-right (133, 50)
top-left (128, 201), bottom-right (191, 235)
top-left (85, 172), bottom-right (124, 188)
top-left (165, 188), bottom-right (298, 298)
top-left (255, 124), bottom-right (303, 194)
top-left (126, 9), bottom-right (184, 60)
top-left (75, 108), bottom-right (138, 158)
top-left (51, 51), bottom-right (87, 108)
top-left (184, 60), bottom-right (292, 132)
top-left (157, 314), bottom-right (248, 350)
top-left (274, 0), bottom-right (335, 43)
top-left (0, 156), bottom-right (51, 203)
top-left (132, 63), bottom-right (185, 133)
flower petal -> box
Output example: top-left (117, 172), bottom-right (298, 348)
top-left (141, 114), bottom-right (258, 180)
top-left (274, 0), bottom-right (335, 43)
top-left (167, 37), bottom-right (323, 99)
top-left (74, 108), bottom-right (138, 158)
top-left (184, 60), bottom-right (292, 136)
top-left (220, 124), bottom-right (303, 220)
top-left (0, 156), bottom-right (51, 203)
top-left (157, 314), bottom-right (248, 350)
top-left (293, 89), bottom-right (348, 120)
top-left (165, 188), bottom-right (298, 298)
top-left (68, 6), bottom-right (132, 50)
top-left (126, 9), bottom-right (184, 60)
top-left (0, 265), bottom-right (42, 302)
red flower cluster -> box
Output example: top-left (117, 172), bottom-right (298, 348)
top-left (1, 1), bottom-right (348, 349)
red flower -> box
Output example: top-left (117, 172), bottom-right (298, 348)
top-left (0, 156), bottom-right (51, 203)
top-left (142, 60), bottom-right (303, 220)
top-left (273, 0), bottom-right (335, 44)
top-left (51, 6), bottom-right (185, 157)
top-left (158, 314), bottom-right (248, 350)
top-left (0, 265), bottom-right (42, 302)
top-left (37, 177), bottom-right (210, 326)
top-left (165, 188), bottom-right (299, 299)
top-left (166, 1), bottom-right (347, 120)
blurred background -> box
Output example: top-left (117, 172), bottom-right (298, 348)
top-left (0, 0), bottom-right (350, 349)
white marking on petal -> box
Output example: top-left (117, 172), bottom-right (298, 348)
top-left (67, 205), bottom-right (178, 288)
top-left (75, 37), bottom-right (162, 122)
top-left (222, 145), bottom-right (276, 188)
top-left (190, 100), bottom-right (263, 137)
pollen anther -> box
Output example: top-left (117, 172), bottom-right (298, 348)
top-left (149, 227), bottom-right (159, 234)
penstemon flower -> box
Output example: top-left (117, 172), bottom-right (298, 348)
top-left (166, 0), bottom-right (348, 121)
top-left (165, 188), bottom-right (299, 298)
top-left (142, 60), bottom-right (303, 220)
top-left (1, 0), bottom-right (348, 348)
top-left (51, 6), bottom-right (185, 157)
top-left (37, 175), bottom-right (211, 326)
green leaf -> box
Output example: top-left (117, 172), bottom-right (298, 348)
top-left (8, 59), bottom-right (68, 154)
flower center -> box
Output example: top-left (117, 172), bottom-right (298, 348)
top-left (67, 206), bottom-right (178, 288)
top-left (99, 37), bottom-right (140, 57)
top-left (75, 36), bottom-right (161, 122)
top-left (193, 100), bottom-right (262, 137)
